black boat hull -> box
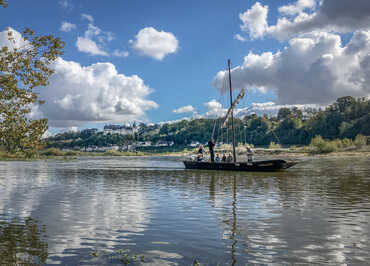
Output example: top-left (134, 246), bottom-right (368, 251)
top-left (183, 159), bottom-right (296, 172)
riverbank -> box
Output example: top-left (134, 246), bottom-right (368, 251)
top-left (0, 148), bottom-right (146, 160)
top-left (1, 145), bottom-right (369, 161)
top-left (171, 145), bottom-right (370, 159)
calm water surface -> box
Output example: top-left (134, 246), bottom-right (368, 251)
top-left (0, 156), bottom-right (369, 265)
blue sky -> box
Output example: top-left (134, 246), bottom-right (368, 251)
top-left (1, 0), bottom-right (370, 132)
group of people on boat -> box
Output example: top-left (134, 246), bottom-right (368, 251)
top-left (196, 138), bottom-right (254, 163)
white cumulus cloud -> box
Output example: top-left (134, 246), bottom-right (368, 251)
top-left (76, 36), bottom-right (108, 56)
top-left (59, 0), bottom-right (72, 9)
top-left (278, 0), bottom-right (316, 16)
top-left (132, 27), bottom-right (179, 60)
top-left (203, 100), bottom-right (227, 118)
top-left (239, 0), bottom-right (370, 41)
top-left (239, 2), bottom-right (269, 39)
top-left (234, 34), bottom-right (247, 42)
top-left (33, 58), bottom-right (158, 127)
top-left (60, 22), bottom-right (76, 32)
top-left (236, 102), bottom-right (321, 117)
top-left (113, 49), bottom-right (129, 58)
top-left (213, 31), bottom-right (370, 105)
top-left (173, 105), bottom-right (195, 114)
top-left (75, 22), bottom-right (116, 56)
top-left (81, 13), bottom-right (94, 23)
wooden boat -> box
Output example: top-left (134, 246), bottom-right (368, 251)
top-left (184, 159), bottom-right (297, 172)
top-left (183, 59), bottom-right (298, 172)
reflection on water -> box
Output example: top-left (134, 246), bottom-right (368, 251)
top-left (0, 156), bottom-right (369, 265)
top-left (0, 217), bottom-right (48, 265)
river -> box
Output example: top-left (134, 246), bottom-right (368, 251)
top-left (0, 156), bottom-right (369, 265)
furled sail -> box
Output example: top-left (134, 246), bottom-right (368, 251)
top-left (221, 88), bottom-right (245, 128)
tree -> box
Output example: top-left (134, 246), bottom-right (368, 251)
top-left (332, 96), bottom-right (356, 113)
top-left (291, 107), bottom-right (303, 119)
top-left (0, 26), bottom-right (64, 155)
top-left (277, 107), bottom-right (291, 120)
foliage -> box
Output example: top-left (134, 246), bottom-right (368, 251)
top-left (45, 96), bottom-right (370, 150)
top-left (39, 147), bottom-right (82, 157)
top-left (306, 134), bottom-right (364, 154)
top-left (0, 217), bottom-right (48, 264)
top-left (40, 147), bottom-right (66, 156)
top-left (0, 24), bottom-right (64, 157)
top-left (277, 107), bottom-right (291, 120)
top-left (341, 138), bottom-right (353, 148)
top-left (354, 134), bottom-right (367, 148)
top-left (269, 141), bottom-right (281, 149)
top-left (109, 249), bottom-right (145, 265)
top-left (103, 149), bottom-right (144, 156)
top-left (0, 0), bottom-right (7, 8)
top-left (309, 135), bottom-right (337, 154)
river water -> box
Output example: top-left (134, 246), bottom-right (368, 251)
top-left (0, 156), bottom-right (369, 265)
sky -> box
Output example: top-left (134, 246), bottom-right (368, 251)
top-left (1, 0), bottom-right (370, 133)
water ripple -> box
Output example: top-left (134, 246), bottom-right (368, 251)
top-left (0, 156), bottom-right (369, 265)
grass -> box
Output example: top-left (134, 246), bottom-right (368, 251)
top-left (0, 147), bottom-right (146, 160)
top-left (103, 149), bottom-right (145, 156)
top-left (269, 141), bottom-right (282, 149)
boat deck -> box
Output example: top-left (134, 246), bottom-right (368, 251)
top-left (183, 159), bottom-right (297, 172)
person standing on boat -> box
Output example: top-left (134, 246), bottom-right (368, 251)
top-left (247, 145), bottom-right (254, 162)
top-left (208, 139), bottom-right (215, 162)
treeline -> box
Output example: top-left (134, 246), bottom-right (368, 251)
top-left (46, 129), bottom-right (135, 150)
top-left (143, 96), bottom-right (370, 146)
top-left (46, 96), bottom-right (370, 149)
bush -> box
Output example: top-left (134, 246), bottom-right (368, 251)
top-left (104, 150), bottom-right (144, 156)
top-left (309, 135), bottom-right (337, 154)
top-left (104, 149), bottom-right (122, 156)
top-left (65, 150), bottom-right (82, 156)
top-left (39, 148), bottom-right (65, 156)
top-left (354, 134), bottom-right (367, 148)
top-left (269, 141), bottom-right (282, 149)
top-left (331, 139), bottom-right (343, 149)
top-left (341, 138), bottom-right (353, 148)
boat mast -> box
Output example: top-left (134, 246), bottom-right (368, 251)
top-left (228, 59), bottom-right (237, 163)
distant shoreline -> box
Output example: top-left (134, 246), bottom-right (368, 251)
top-left (1, 146), bottom-right (369, 161)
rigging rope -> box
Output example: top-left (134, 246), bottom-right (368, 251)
top-left (211, 118), bottom-right (217, 140)
top-left (211, 74), bottom-right (228, 141)
top-left (237, 121), bottom-right (242, 146)
top-left (272, 128), bottom-right (281, 144)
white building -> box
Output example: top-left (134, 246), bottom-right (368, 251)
top-left (189, 141), bottom-right (200, 147)
top-left (103, 124), bottom-right (137, 135)
top-left (136, 141), bottom-right (152, 147)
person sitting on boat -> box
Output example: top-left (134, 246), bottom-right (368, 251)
top-left (221, 153), bottom-right (227, 162)
top-left (197, 153), bottom-right (203, 162)
top-left (215, 153), bottom-right (220, 162)
top-left (226, 153), bottom-right (233, 163)
top-left (197, 144), bottom-right (204, 155)
top-left (247, 145), bottom-right (254, 162)
top-left (208, 138), bottom-right (215, 162)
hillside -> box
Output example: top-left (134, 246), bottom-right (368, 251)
top-left (45, 96), bottom-right (370, 149)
